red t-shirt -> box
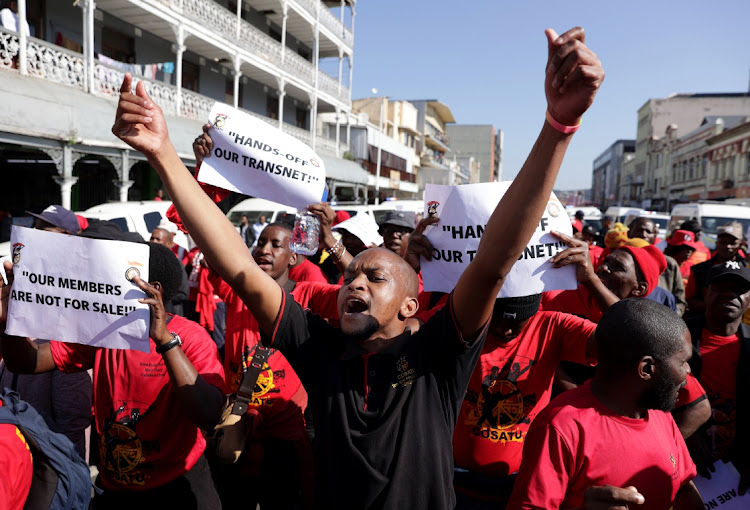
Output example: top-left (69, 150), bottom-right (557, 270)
top-left (208, 273), bottom-right (340, 445)
top-left (0, 401), bottom-right (33, 510)
top-left (687, 242), bottom-right (711, 267)
top-left (698, 330), bottom-right (740, 459)
top-left (588, 244), bottom-right (604, 267)
top-left (288, 258), bottom-right (329, 285)
top-left (170, 243), bottom-right (189, 267)
top-left (49, 315), bottom-right (225, 491)
top-left (541, 286), bottom-right (603, 323)
top-left (453, 312), bottom-right (596, 483)
top-left (508, 381), bottom-right (696, 509)
top-left (674, 373), bottom-right (707, 410)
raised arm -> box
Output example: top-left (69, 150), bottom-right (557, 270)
top-left (308, 202), bottom-right (353, 273)
top-left (111, 75), bottom-right (282, 335)
top-left (453, 27), bottom-right (604, 338)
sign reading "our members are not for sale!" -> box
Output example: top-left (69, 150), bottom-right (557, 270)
top-left (5, 227), bottom-right (151, 352)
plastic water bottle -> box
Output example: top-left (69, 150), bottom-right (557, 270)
top-left (290, 212), bottom-right (320, 256)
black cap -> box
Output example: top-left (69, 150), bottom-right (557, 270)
top-left (492, 294), bottom-right (542, 321)
top-left (380, 211), bottom-right (415, 231)
top-left (680, 219), bottom-right (702, 233)
top-left (575, 210), bottom-right (585, 219)
top-left (26, 205), bottom-right (81, 234)
top-left (582, 224), bottom-right (597, 236)
top-left (79, 219), bottom-right (128, 241)
top-left (706, 260), bottom-right (750, 287)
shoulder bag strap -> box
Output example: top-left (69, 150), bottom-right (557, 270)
top-left (230, 345), bottom-right (270, 417)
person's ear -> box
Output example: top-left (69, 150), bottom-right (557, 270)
top-left (631, 281), bottom-right (648, 298)
top-left (637, 355), bottom-right (655, 382)
top-left (399, 296), bottom-right (419, 320)
top-left (288, 251), bottom-right (298, 267)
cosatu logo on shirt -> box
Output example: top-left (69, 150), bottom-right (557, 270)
top-left (465, 357), bottom-right (537, 443)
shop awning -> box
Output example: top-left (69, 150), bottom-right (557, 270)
top-left (322, 156), bottom-right (370, 185)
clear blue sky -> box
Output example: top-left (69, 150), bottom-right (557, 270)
top-left (341, 0), bottom-right (750, 190)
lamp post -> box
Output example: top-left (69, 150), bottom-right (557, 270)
top-left (372, 88), bottom-right (383, 205)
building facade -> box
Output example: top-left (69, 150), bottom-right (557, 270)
top-left (0, 0), bottom-right (357, 214)
top-left (591, 139), bottom-right (634, 209)
top-left (620, 93), bottom-right (750, 208)
top-left (648, 116), bottom-right (750, 209)
top-left (445, 124), bottom-right (501, 183)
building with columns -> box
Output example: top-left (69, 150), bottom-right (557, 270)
top-left (618, 92), bottom-right (750, 208)
top-left (0, 0), bottom-right (357, 215)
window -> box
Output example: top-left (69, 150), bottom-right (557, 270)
top-left (296, 107), bottom-right (307, 129)
top-left (182, 60), bottom-right (200, 92)
top-left (267, 96), bottom-right (279, 120)
top-left (144, 212), bottom-right (162, 234)
top-left (101, 28), bottom-right (134, 63)
top-left (225, 79), bottom-right (243, 107)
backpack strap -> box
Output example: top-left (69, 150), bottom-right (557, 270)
top-left (231, 345), bottom-right (270, 417)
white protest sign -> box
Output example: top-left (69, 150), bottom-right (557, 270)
top-left (421, 182), bottom-right (577, 298)
top-left (693, 461), bottom-right (750, 509)
top-left (333, 213), bottom-right (384, 247)
top-left (5, 227), bottom-right (151, 352)
top-left (197, 103), bottom-right (327, 210)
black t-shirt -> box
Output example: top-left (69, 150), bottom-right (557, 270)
top-left (264, 290), bottom-right (488, 509)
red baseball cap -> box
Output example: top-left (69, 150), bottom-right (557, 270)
top-left (667, 229), bottom-right (700, 250)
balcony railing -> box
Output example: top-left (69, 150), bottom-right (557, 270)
top-left (319, 7), bottom-right (353, 47)
top-left (0, 29), bottom-right (346, 157)
top-left (170, 0), bottom-right (348, 103)
top-left (318, 69), bottom-right (347, 103)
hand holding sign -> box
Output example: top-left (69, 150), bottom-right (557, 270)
top-left (0, 259), bottom-right (13, 326)
top-left (133, 276), bottom-right (172, 348)
top-left (403, 216), bottom-right (439, 274)
top-left (548, 230), bottom-right (595, 284)
top-left (193, 123), bottom-right (213, 167)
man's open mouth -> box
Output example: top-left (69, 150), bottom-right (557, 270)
top-left (345, 296), bottom-right (369, 314)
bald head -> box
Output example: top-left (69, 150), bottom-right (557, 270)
top-left (348, 248), bottom-right (419, 299)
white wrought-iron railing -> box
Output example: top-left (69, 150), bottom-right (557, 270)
top-left (319, 7), bottom-right (353, 48)
top-left (0, 27), bottom-right (347, 154)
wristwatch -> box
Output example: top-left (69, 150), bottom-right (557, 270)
top-left (156, 332), bottom-right (182, 354)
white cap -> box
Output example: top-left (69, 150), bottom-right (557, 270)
top-left (156, 219), bottom-right (178, 234)
top-left (332, 213), bottom-right (383, 247)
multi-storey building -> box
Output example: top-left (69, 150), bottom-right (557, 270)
top-left (591, 139), bottom-right (634, 209)
top-left (445, 124), bottom-right (501, 183)
top-left (649, 116), bottom-right (750, 208)
top-left (620, 93), bottom-right (750, 208)
top-left (339, 96), bottom-right (420, 201)
top-left (0, 0), bottom-right (356, 213)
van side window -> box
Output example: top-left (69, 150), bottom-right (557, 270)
top-left (144, 212), bottom-right (162, 234)
top-left (109, 217), bottom-right (129, 232)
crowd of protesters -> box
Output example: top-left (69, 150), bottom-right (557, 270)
top-left (1, 25), bottom-right (749, 510)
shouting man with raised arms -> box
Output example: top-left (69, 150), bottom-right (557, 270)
top-left (110, 26), bottom-right (604, 510)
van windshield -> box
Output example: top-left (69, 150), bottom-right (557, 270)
top-left (227, 211), bottom-right (274, 225)
top-left (701, 217), bottom-right (750, 237)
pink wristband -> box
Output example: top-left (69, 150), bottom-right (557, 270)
top-left (546, 110), bottom-right (581, 134)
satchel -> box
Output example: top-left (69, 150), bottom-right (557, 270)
top-left (206, 345), bottom-right (270, 464)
